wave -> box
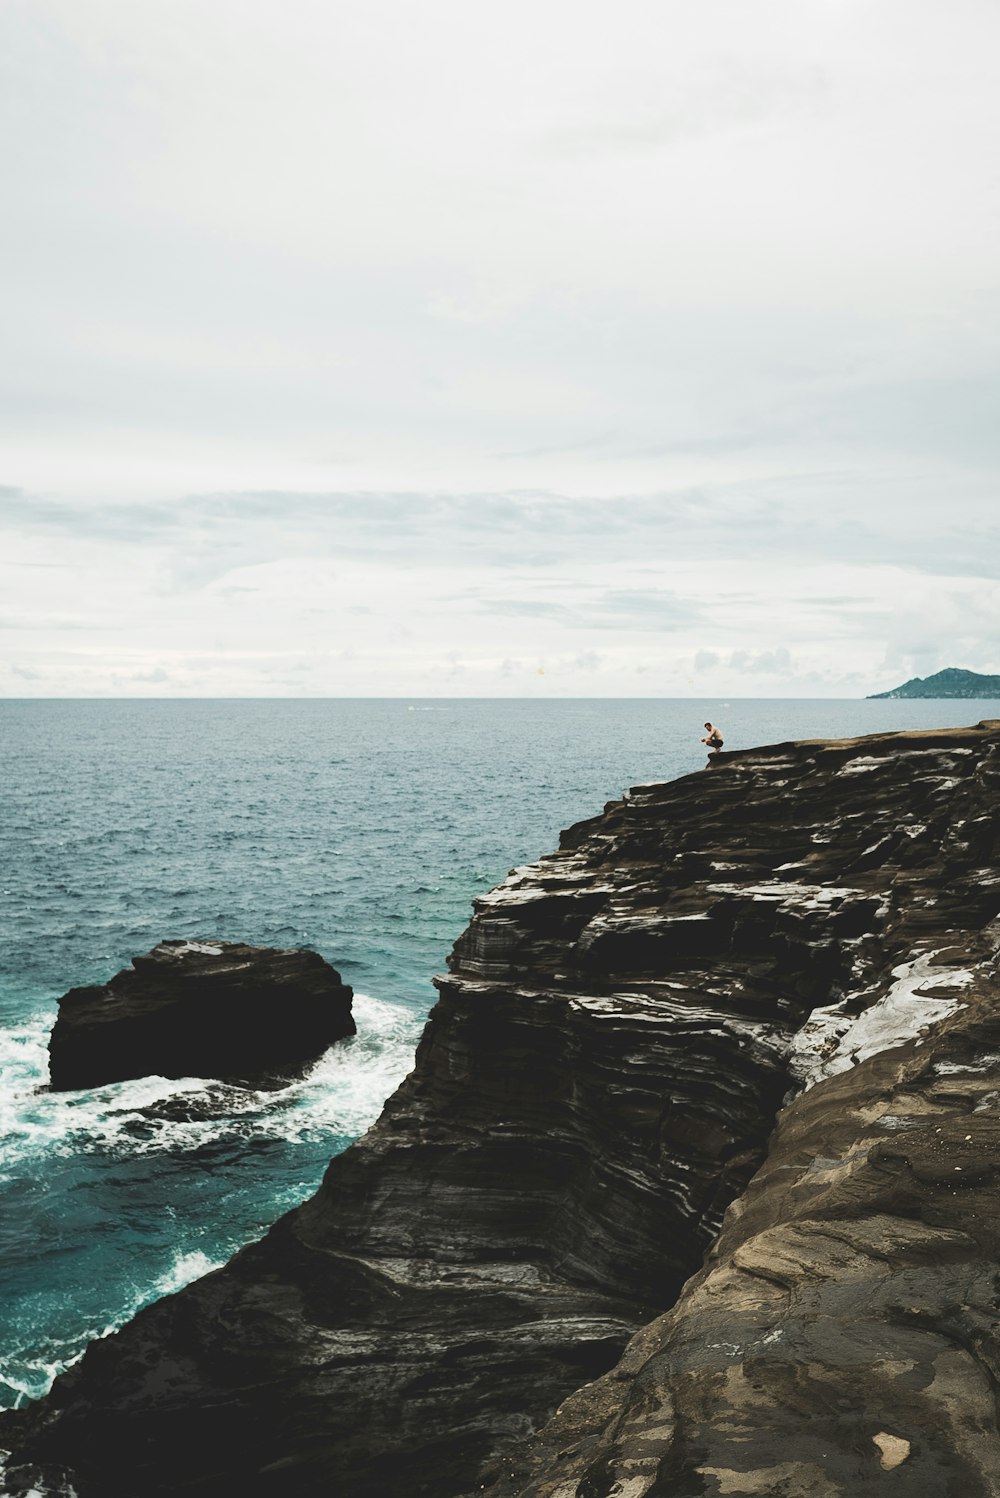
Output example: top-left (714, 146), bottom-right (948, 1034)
top-left (0, 994), bottom-right (421, 1174)
top-left (0, 1245), bottom-right (227, 1415)
top-left (0, 994), bottom-right (422, 1414)
top-left (0, 1451), bottom-right (79, 1498)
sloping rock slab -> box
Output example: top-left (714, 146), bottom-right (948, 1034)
top-left (48, 940), bottom-right (355, 1090)
top-left (481, 938), bottom-right (1000, 1498)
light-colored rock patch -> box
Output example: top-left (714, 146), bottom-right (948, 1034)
top-left (872, 1431), bottom-right (910, 1470)
top-left (789, 951), bottom-right (972, 1090)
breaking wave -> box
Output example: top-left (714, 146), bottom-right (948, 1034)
top-left (0, 993), bottom-right (421, 1411)
top-left (0, 994), bottom-right (420, 1173)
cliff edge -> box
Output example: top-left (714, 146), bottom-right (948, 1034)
top-left (3, 723), bottom-right (1000, 1497)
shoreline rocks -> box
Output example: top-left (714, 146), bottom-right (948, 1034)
top-left (47, 939), bottom-right (355, 1091)
top-left (5, 721), bottom-right (1000, 1497)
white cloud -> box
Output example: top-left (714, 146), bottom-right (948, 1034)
top-left (2, 0), bottom-right (999, 498)
top-left (2, 1), bottom-right (999, 691)
top-left (728, 647), bottom-right (794, 675)
top-left (1, 485), bottom-right (997, 696)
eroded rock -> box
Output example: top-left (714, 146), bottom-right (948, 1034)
top-left (47, 939), bottom-right (355, 1090)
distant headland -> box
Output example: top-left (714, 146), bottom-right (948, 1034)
top-left (868, 666), bottom-right (1000, 699)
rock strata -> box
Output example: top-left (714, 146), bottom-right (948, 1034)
top-left (47, 939), bottom-right (355, 1090)
top-left (482, 935), bottom-right (1000, 1497)
top-left (5, 723), bottom-right (1000, 1498)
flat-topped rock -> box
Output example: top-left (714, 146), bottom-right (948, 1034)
top-left (48, 940), bottom-right (355, 1090)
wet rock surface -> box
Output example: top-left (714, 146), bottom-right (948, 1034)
top-left (47, 940), bottom-right (355, 1091)
top-left (5, 723), bottom-right (1000, 1498)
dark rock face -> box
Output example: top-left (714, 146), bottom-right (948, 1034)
top-left (47, 940), bottom-right (355, 1090)
top-left (482, 957), bottom-right (1000, 1497)
top-left (6, 723), bottom-right (1000, 1498)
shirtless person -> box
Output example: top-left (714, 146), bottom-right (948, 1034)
top-left (701, 721), bottom-right (724, 757)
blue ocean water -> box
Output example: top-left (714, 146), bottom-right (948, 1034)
top-left (2, 696), bottom-right (998, 1410)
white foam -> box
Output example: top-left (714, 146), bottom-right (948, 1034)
top-left (789, 952), bottom-right (973, 1090)
top-left (0, 993), bottom-right (420, 1412)
top-left (272, 992), bottom-right (421, 1145)
top-left (151, 1248), bottom-right (223, 1298)
top-left (0, 1449), bottom-right (78, 1497)
top-left (0, 994), bottom-right (420, 1170)
top-left (0, 1245), bottom-right (230, 1414)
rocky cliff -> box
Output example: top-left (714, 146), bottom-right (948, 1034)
top-left (3, 723), bottom-right (1000, 1498)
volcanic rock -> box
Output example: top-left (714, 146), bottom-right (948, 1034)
top-left (481, 938), bottom-right (1000, 1496)
top-left (47, 940), bottom-right (355, 1091)
top-left (5, 723), bottom-right (1000, 1498)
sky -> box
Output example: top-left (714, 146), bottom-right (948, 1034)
top-left (2, 0), bottom-right (999, 697)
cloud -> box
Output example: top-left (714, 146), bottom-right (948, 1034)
top-left (728, 647), bottom-right (793, 674)
top-left (543, 59), bottom-right (830, 157)
top-left (472, 585), bottom-right (701, 633)
top-left (0, 610), bottom-right (108, 632)
top-left (3, 469), bottom-right (999, 697)
top-left (478, 599), bottom-right (571, 619)
top-left (589, 590), bottom-right (703, 631)
top-left (573, 651), bottom-right (601, 672)
top-left (2, 486), bottom-right (997, 595)
top-left (2, 0), bottom-right (999, 557)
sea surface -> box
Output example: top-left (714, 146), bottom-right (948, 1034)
top-left (2, 696), bottom-right (998, 1411)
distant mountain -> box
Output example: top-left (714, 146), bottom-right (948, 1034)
top-left (868, 667), bottom-right (1000, 699)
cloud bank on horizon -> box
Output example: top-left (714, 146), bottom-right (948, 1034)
top-left (2, 0), bottom-right (998, 696)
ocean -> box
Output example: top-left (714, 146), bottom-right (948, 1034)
top-left (2, 696), bottom-right (998, 1409)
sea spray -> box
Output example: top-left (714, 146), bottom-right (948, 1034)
top-left (0, 994), bottom-right (420, 1409)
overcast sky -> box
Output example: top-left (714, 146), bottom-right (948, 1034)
top-left (3, 0), bottom-right (999, 696)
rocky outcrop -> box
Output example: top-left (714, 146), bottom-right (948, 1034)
top-left (481, 953), bottom-right (1000, 1497)
top-left (5, 724), bottom-right (1000, 1498)
top-left (47, 940), bottom-right (355, 1090)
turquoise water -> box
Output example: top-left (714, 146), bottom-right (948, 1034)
top-left (2, 696), bottom-right (998, 1409)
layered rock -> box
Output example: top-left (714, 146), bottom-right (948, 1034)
top-left (4, 723), bottom-right (1000, 1498)
top-left (482, 951), bottom-right (1000, 1497)
top-left (48, 939), bottom-right (355, 1090)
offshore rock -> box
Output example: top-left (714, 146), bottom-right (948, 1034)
top-left (47, 940), bottom-right (355, 1090)
top-left (5, 722), bottom-right (1000, 1498)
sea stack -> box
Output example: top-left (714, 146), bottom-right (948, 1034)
top-left (47, 940), bottom-right (355, 1090)
top-left (5, 722), bottom-right (1000, 1497)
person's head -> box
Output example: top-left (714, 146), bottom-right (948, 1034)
top-left (704, 722), bottom-right (712, 730)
